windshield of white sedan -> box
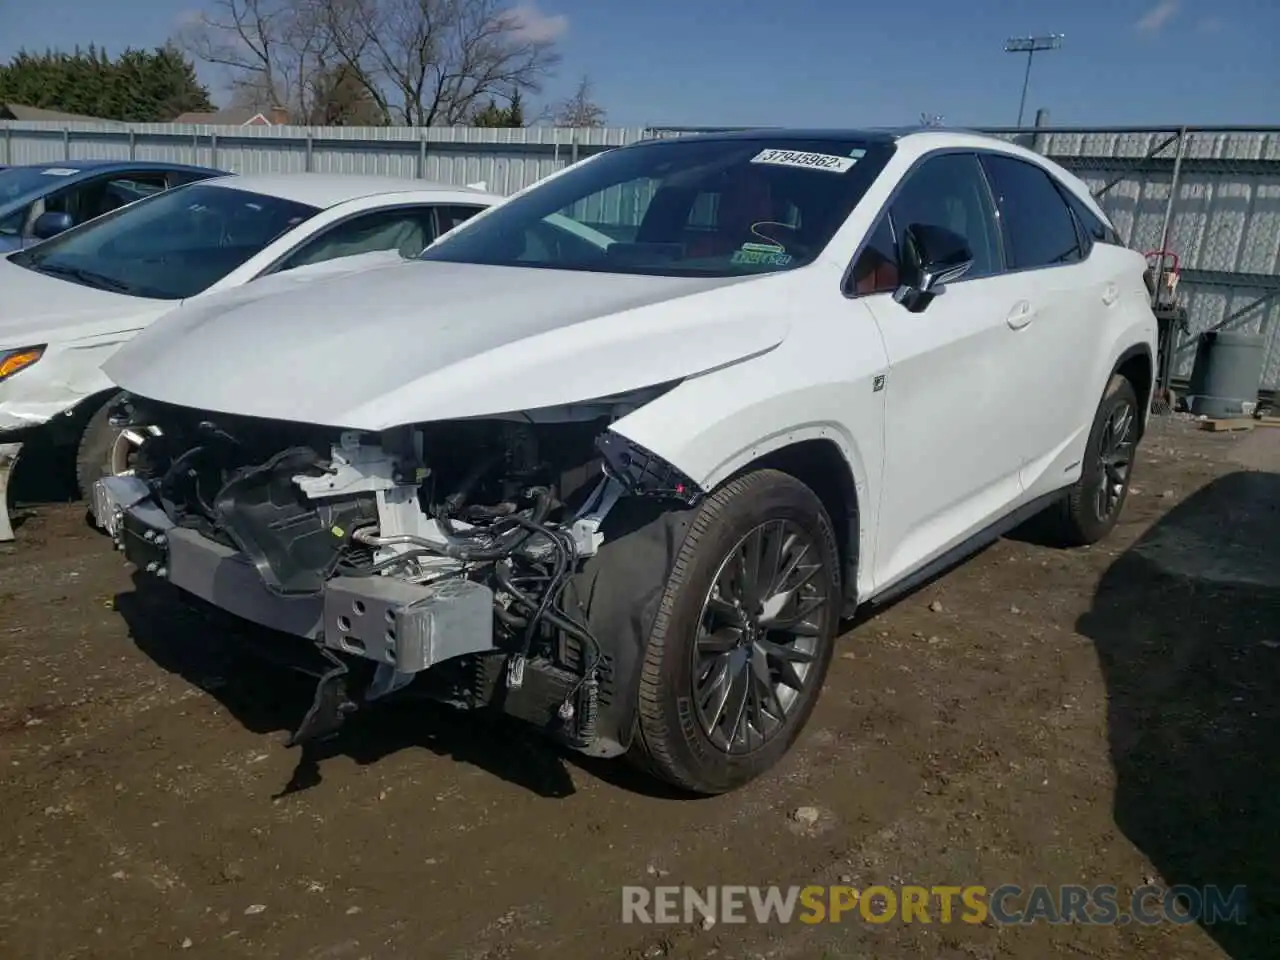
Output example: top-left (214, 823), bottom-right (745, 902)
top-left (9, 183), bottom-right (320, 299)
top-left (420, 137), bottom-right (894, 277)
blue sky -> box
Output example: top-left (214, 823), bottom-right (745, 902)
top-left (1, 0), bottom-right (1277, 127)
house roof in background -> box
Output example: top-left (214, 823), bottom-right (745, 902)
top-left (171, 108), bottom-right (275, 125)
top-left (0, 102), bottom-right (119, 123)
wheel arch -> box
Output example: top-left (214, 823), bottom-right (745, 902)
top-left (40, 386), bottom-right (123, 447)
top-left (721, 436), bottom-right (862, 617)
top-left (570, 431), bottom-right (867, 759)
top-left (1110, 343), bottom-right (1154, 434)
top-left (610, 412), bottom-right (873, 615)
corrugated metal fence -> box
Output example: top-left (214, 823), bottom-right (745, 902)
top-left (3, 118), bottom-right (1279, 390)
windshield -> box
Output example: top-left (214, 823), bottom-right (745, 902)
top-left (0, 165), bottom-right (85, 207)
top-left (420, 136), bottom-right (895, 277)
top-left (10, 182), bottom-right (320, 300)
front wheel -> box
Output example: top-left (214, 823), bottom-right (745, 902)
top-left (1046, 374), bottom-right (1140, 546)
top-left (632, 469), bottom-right (841, 795)
top-left (74, 393), bottom-right (126, 500)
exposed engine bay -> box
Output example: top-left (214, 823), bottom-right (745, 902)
top-left (93, 390), bottom-right (703, 754)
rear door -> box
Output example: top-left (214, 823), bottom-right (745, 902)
top-left (977, 152), bottom-right (1101, 496)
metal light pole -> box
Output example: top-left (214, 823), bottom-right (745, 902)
top-left (1004, 34), bottom-right (1064, 127)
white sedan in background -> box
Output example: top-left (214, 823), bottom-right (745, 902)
top-left (0, 173), bottom-right (503, 539)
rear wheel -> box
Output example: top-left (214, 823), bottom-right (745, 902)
top-left (1046, 374), bottom-right (1140, 546)
top-left (632, 469), bottom-right (840, 795)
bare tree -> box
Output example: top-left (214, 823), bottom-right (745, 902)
top-left (176, 0), bottom-right (343, 119)
top-left (553, 73), bottom-right (605, 127)
top-left (322, 0), bottom-right (563, 125)
top-left (308, 62), bottom-right (384, 124)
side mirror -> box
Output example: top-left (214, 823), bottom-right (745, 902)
top-left (893, 223), bottom-right (974, 313)
top-left (32, 210), bottom-right (74, 241)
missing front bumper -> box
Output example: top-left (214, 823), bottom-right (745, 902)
top-left (96, 477), bottom-right (497, 675)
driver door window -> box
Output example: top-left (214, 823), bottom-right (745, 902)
top-left (888, 153), bottom-right (1002, 282)
top-left (276, 207), bottom-right (437, 272)
top-left (43, 173), bottom-right (169, 228)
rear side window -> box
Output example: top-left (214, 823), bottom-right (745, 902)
top-left (980, 154), bottom-right (1084, 269)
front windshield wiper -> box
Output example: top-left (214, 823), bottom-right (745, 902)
top-left (34, 262), bottom-right (135, 294)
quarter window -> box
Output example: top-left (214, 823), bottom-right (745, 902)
top-left (1062, 188), bottom-right (1122, 247)
top-left (980, 154), bottom-right (1084, 269)
top-left (849, 216), bottom-right (899, 295)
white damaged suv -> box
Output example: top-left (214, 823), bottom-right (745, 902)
top-left (94, 129), bottom-right (1157, 794)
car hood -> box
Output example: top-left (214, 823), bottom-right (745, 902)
top-left (0, 255), bottom-right (167, 345)
top-left (105, 260), bottom-right (790, 430)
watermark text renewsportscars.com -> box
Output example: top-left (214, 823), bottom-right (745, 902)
top-left (621, 884), bottom-right (1249, 926)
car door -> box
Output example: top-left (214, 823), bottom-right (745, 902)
top-left (978, 152), bottom-right (1096, 496)
top-left (849, 151), bottom-right (1028, 590)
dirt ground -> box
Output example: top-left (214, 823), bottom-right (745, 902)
top-left (1, 416), bottom-right (1278, 960)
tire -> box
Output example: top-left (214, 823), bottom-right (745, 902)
top-left (74, 393), bottom-right (124, 500)
top-left (632, 469), bottom-right (841, 795)
top-left (1044, 374), bottom-right (1140, 547)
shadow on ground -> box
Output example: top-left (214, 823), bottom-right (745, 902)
top-left (113, 573), bottom-right (689, 802)
top-left (1077, 470), bottom-right (1280, 957)
top-left (8, 438), bottom-right (78, 506)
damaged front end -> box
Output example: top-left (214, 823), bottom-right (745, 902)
top-left (93, 390), bottom-right (703, 754)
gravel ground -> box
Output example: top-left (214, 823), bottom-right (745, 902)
top-left (0, 415), bottom-right (1277, 960)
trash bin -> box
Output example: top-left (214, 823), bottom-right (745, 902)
top-left (1187, 330), bottom-right (1266, 419)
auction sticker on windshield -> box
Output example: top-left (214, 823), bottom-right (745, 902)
top-left (750, 149), bottom-right (857, 173)
top-left (41, 168), bottom-right (80, 176)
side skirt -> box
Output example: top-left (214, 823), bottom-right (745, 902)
top-left (860, 487), bottom-right (1070, 611)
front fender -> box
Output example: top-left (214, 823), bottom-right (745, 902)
top-left (0, 333), bottom-right (133, 432)
top-left (610, 340), bottom-right (887, 600)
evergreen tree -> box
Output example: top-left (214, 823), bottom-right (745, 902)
top-left (0, 45), bottom-right (214, 121)
top-left (471, 88), bottom-right (525, 127)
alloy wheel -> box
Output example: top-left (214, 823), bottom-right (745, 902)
top-left (1094, 400), bottom-right (1135, 521)
top-left (109, 424), bottom-right (162, 477)
top-left (691, 519), bottom-right (831, 755)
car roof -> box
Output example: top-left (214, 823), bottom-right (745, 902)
top-left (627, 126), bottom-right (1009, 147)
top-left (195, 172), bottom-right (500, 209)
top-left (6, 159), bottom-right (223, 175)
top-left (623, 125), bottom-right (1080, 180)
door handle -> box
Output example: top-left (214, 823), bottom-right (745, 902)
top-left (1102, 283), bottom-right (1119, 306)
top-left (1006, 300), bottom-right (1035, 330)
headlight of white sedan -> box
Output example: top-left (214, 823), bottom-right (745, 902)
top-left (0, 345), bottom-right (46, 383)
